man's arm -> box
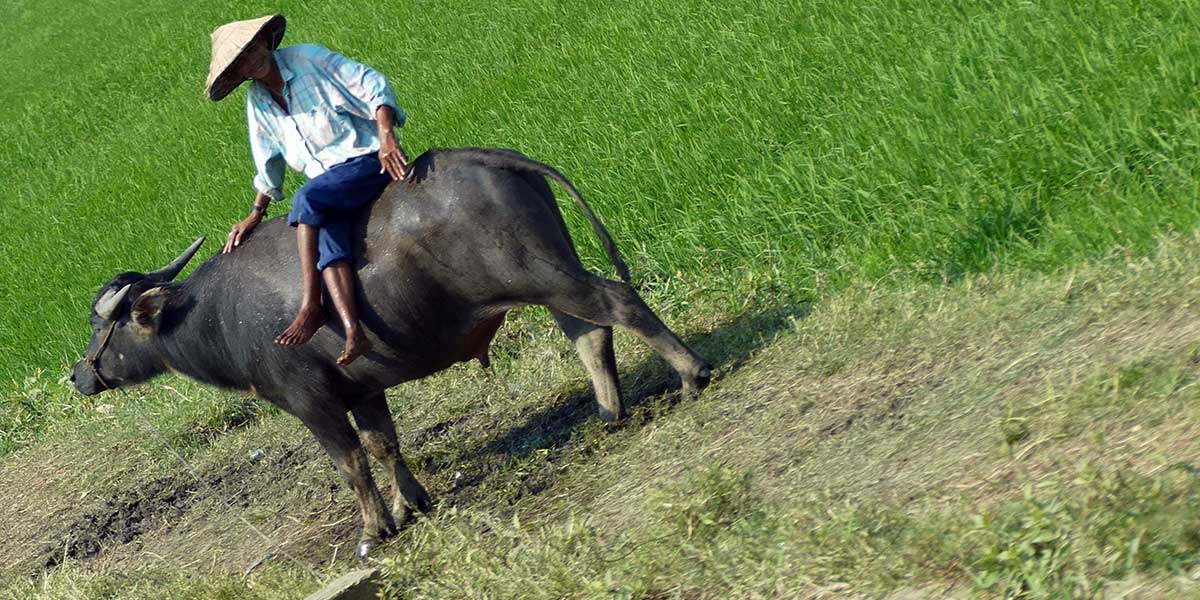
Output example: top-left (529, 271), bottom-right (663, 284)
top-left (307, 44), bottom-right (403, 124)
top-left (248, 98), bottom-right (286, 201)
top-left (375, 105), bottom-right (409, 181)
top-left (225, 100), bottom-right (285, 254)
top-left (306, 45), bottom-right (409, 179)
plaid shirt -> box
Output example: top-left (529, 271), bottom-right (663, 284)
top-left (246, 44), bottom-right (403, 200)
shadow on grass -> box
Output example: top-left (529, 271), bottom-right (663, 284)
top-left (476, 304), bottom-right (810, 462)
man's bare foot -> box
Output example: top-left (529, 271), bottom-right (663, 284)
top-left (275, 304), bottom-right (327, 345)
top-left (336, 328), bottom-right (372, 365)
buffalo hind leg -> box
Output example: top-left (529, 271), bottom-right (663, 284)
top-left (352, 393), bottom-right (434, 527)
top-left (301, 410), bottom-right (396, 559)
top-left (550, 310), bottom-right (625, 421)
top-left (546, 273), bottom-right (712, 400)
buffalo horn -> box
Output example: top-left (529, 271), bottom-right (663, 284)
top-left (95, 283), bottom-right (132, 320)
top-left (147, 237), bottom-right (206, 282)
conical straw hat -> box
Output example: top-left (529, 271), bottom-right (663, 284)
top-left (205, 14), bottom-right (286, 101)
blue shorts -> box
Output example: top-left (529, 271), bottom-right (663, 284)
top-left (288, 153), bottom-right (392, 270)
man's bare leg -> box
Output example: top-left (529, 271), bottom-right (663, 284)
top-left (323, 259), bottom-right (372, 365)
top-left (276, 224), bottom-right (327, 345)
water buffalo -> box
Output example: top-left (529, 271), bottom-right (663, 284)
top-left (70, 147), bottom-right (712, 557)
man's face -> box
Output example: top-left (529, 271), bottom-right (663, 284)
top-left (234, 41), bottom-right (273, 81)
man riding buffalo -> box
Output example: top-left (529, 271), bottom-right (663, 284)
top-left (206, 14), bottom-right (407, 365)
top-left (67, 14), bottom-right (713, 559)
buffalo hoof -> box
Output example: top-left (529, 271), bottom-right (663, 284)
top-left (597, 405), bottom-right (627, 423)
top-left (355, 538), bottom-right (378, 560)
top-left (404, 485), bottom-right (434, 515)
top-left (395, 503), bottom-right (415, 526)
top-left (681, 364), bottom-right (713, 401)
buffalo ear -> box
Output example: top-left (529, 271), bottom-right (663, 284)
top-left (131, 287), bottom-right (171, 334)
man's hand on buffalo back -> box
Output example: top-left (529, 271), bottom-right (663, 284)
top-left (223, 212), bottom-right (261, 254)
top-left (378, 131), bottom-right (410, 181)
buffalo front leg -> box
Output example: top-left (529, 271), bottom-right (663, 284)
top-left (546, 274), bottom-right (712, 400)
top-left (301, 410), bottom-right (396, 559)
top-left (550, 310), bottom-right (625, 421)
top-left (352, 393), bottom-right (433, 525)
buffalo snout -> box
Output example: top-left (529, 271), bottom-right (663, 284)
top-left (70, 361), bottom-right (103, 396)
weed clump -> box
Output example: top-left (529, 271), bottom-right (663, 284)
top-left (0, 370), bottom-right (88, 455)
top-left (969, 464), bottom-right (1200, 598)
top-left (168, 395), bottom-right (270, 449)
top-left (375, 466), bottom-right (775, 599)
top-left (656, 464), bottom-right (765, 543)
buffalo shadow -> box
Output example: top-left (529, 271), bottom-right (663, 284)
top-left (474, 303), bottom-right (809, 463)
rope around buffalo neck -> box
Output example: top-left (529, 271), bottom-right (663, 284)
top-left (83, 321), bottom-right (117, 392)
top-left (111, 386), bottom-right (326, 583)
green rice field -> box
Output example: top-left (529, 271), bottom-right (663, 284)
top-left (3, 0), bottom-right (1199, 384)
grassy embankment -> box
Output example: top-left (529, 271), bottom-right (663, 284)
top-left (7, 232), bottom-right (1200, 598)
top-left (2, 0), bottom-right (1200, 597)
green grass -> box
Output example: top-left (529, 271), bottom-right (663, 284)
top-left (369, 463), bottom-right (1200, 599)
top-left (3, 0), bottom-right (1200, 385)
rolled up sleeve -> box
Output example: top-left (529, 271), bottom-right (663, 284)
top-left (311, 45), bottom-right (405, 127)
top-left (247, 99), bottom-right (285, 200)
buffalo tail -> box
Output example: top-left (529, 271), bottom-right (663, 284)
top-left (453, 148), bottom-right (632, 283)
